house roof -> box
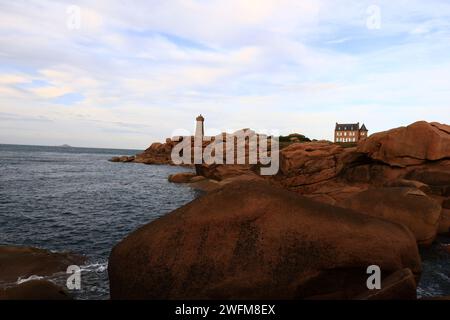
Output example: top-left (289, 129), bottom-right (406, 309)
top-left (360, 124), bottom-right (368, 131)
top-left (335, 123), bottom-right (359, 131)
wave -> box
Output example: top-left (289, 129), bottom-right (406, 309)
top-left (16, 275), bottom-right (45, 285)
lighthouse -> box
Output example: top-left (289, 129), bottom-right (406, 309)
top-left (193, 114), bottom-right (205, 164)
top-left (195, 114), bottom-right (204, 139)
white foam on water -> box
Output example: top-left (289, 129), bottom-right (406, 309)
top-left (16, 275), bottom-right (45, 285)
top-left (80, 262), bottom-right (108, 273)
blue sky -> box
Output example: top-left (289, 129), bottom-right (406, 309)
top-left (0, 0), bottom-right (449, 149)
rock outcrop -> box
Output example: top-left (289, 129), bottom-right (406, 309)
top-left (356, 121), bottom-right (450, 167)
top-left (109, 181), bottom-right (421, 300)
top-left (134, 140), bottom-right (177, 165)
top-left (109, 156), bottom-right (135, 163)
top-left (0, 245), bottom-right (86, 284)
top-left (275, 142), bottom-right (364, 195)
top-left (340, 187), bottom-right (442, 246)
top-left (0, 280), bottom-right (71, 300)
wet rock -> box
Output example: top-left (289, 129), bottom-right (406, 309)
top-left (438, 244), bottom-right (450, 254)
top-left (109, 156), bottom-right (135, 163)
top-left (0, 280), bottom-right (71, 300)
top-left (0, 245), bottom-right (86, 284)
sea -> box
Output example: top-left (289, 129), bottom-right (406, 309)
top-left (0, 144), bottom-right (449, 299)
top-left (0, 144), bottom-right (199, 299)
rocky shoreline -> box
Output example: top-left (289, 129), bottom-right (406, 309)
top-left (108, 121), bottom-right (450, 299)
top-left (2, 121), bottom-right (449, 300)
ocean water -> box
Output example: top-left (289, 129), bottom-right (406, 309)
top-left (0, 144), bottom-right (199, 299)
top-left (0, 144), bottom-right (449, 299)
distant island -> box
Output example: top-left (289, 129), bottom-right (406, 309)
top-left (58, 144), bottom-right (73, 148)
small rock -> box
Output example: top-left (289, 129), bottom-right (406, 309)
top-left (109, 156), bottom-right (135, 163)
top-left (438, 244), bottom-right (450, 254)
top-left (168, 172), bottom-right (196, 183)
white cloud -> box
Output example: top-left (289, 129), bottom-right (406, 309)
top-left (0, 0), bottom-right (449, 148)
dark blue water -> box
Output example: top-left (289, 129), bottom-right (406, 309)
top-left (0, 144), bottom-right (198, 299)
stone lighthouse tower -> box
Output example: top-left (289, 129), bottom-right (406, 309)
top-left (193, 114), bottom-right (205, 165)
top-left (195, 114), bottom-right (204, 139)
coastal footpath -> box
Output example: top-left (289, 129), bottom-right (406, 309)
top-left (109, 121), bottom-right (450, 299)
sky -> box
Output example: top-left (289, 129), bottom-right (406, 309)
top-left (0, 0), bottom-right (449, 149)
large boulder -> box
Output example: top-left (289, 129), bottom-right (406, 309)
top-left (278, 142), bottom-right (346, 187)
top-left (109, 181), bottom-right (421, 300)
top-left (340, 187), bottom-right (442, 246)
top-left (357, 121), bottom-right (450, 167)
top-left (0, 246), bottom-right (85, 284)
